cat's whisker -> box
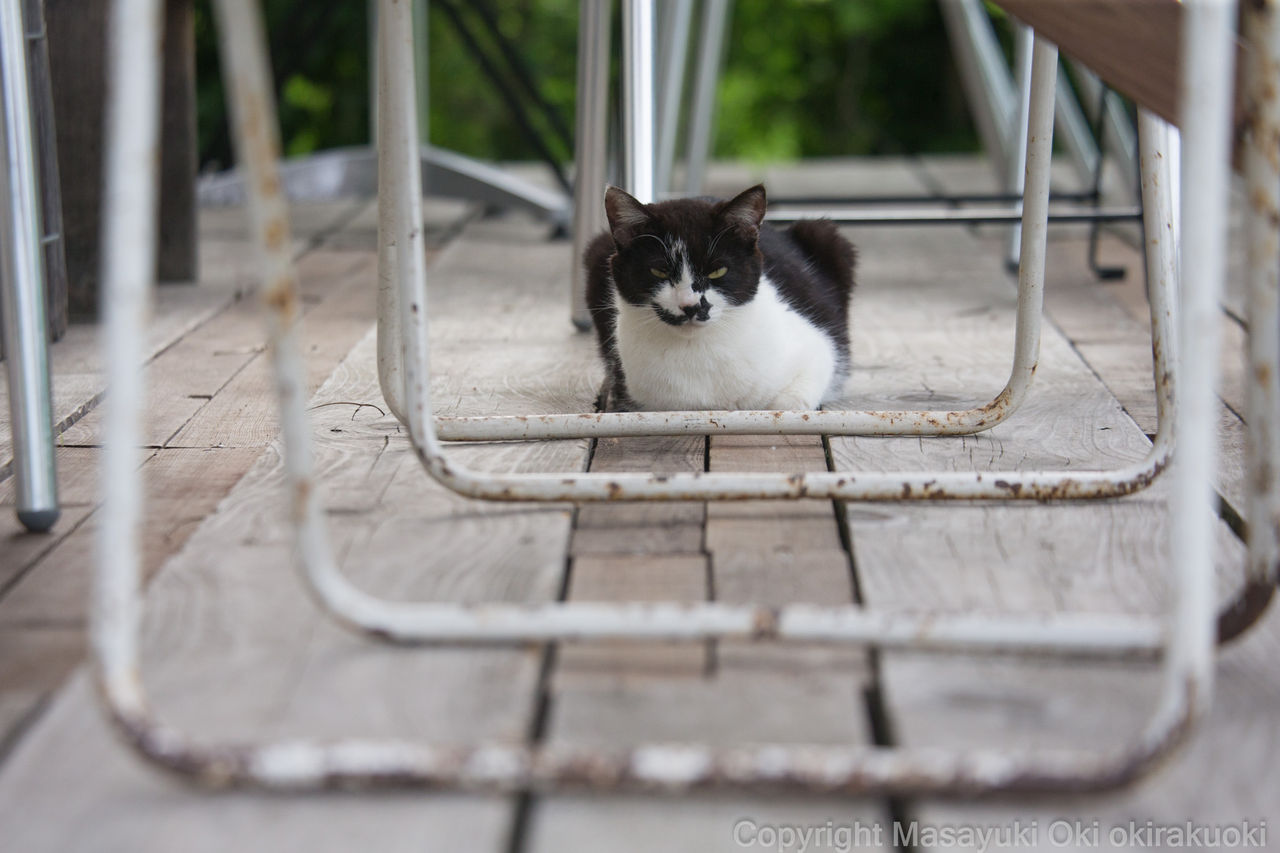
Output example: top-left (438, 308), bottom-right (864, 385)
top-left (705, 223), bottom-right (736, 260)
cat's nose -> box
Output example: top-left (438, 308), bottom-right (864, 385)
top-left (681, 296), bottom-right (711, 321)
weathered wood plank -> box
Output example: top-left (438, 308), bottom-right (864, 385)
top-left (531, 427), bottom-right (886, 851)
top-left (0, 214), bottom-right (596, 851)
top-left (829, 216), bottom-right (1260, 844)
top-left (0, 282), bottom-right (239, 469)
top-left (572, 435), bottom-right (705, 557)
top-left (0, 446), bottom-right (137, 594)
top-left (165, 251), bottom-right (379, 448)
top-left (0, 626), bottom-right (81, 758)
top-left (560, 434), bottom-right (708, 679)
top-left (0, 447), bottom-right (259, 628)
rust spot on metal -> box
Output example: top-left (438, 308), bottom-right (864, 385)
top-left (262, 276), bottom-right (299, 321)
top-left (994, 479), bottom-right (1022, 497)
top-left (1249, 187), bottom-right (1280, 228)
top-left (606, 482), bottom-right (623, 499)
top-left (1216, 578), bottom-right (1276, 644)
top-left (264, 216), bottom-right (287, 251)
top-left (751, 607), bottom-right (780, 638)
top-left (260, 172), bottom-right (281, 199)
top-left (292, 478), bottom-right (312, 524)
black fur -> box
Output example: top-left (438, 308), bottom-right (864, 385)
top-left (584, 184), bottom-right (856, 408)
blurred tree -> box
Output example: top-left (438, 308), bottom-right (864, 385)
top-left (194, 0), bottom-right (981, 172)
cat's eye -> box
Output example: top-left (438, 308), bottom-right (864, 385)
top-left (650, 268), bottom-right (669, 279)
top-left (707, 267), bottom-right (728, 280)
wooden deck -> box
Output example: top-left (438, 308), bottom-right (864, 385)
top-left (0, 157), bottom-right (1276, 851)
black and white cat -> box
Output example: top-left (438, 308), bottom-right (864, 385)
top-left (584, 184), bottom-right (856, 411)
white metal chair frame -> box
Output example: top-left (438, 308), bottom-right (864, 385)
top-left (384, 0), bottom-right (1177, 503)
top-left (92, 0), bottom-right (1272, 795)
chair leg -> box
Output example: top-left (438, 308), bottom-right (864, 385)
top-left (1220, 0), bottom-right (1280, 642)
top-left (90, 0), bottom-right (1241, 795)
top-left (622, 0), bottom-right (655, 202)
top-left (0, 0), bottom-right (58, 532)
top-left (95, 0), bottom-right (164, 721)
top-left (569, 0), bottom-right (611, 332)
top-left (1003, 22), bottom-right (1033, 271)
top-left (1160, 0), bottom-right (1237, 726)
top-left (654, 0), bottom-right (693, 198)
top-left (683, 0), bottom-right (730, 196)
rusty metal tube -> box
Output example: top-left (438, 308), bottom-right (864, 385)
top-left (94, 0), bottom-right (165, 725)
top-left (1147, 0), bottom-right (1236, 743)
top-left (426, 41), bottom-right (1057, 443)
top-left (1243, 0), bottom-right (1280, 590)
top-left (88, 1), bottom-right (1230, 797)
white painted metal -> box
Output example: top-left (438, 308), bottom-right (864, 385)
top-left (1243, 0), bottom-right (1280, 590)
top-left (761, 204), bottom-right (1141, 225)
top-left (91, 0), bottom-right (1246, 796)
top-left (1071, 63), bottom-right (1141, 197)
top-left (622, 0), bottom-right (656, 202)
top-left (375, 8), bottom-right (407, 425)
top-left (570, 0), bottom-right (612, 331)
top-left (654, 0), bottom-right (693, 197)
top-left (95, 0), bottom-right (164, 723)
top-left (1156, 0), bottom-right (1235, 732)
top-left (382, 31), bottom-right (1175, 503)
top-left (0, 0), bottom-right (58, 531)
top-left (1052, 62), bottom-right (1103, 191)
top-left (1004, 23), bottom-right (1033, 269)
top-left (683, 0), bottom-right (730, 195)
top-left (938, 0), bottom-right (1017, 185)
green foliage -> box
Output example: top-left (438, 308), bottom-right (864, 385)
top-left (195, 0), bottom-right (982, 171)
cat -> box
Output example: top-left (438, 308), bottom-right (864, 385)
top-left (583, 183), bottom-right (856, 412)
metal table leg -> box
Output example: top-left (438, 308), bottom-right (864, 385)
top-left (0, 0), bottom-right (58, 533)
top-left (569, 0), bottom-right (612, 332)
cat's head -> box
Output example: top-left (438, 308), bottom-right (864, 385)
top-left (603, 184), bottom-right (767, 329)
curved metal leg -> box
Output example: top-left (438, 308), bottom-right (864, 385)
top-left (0, 0), bottom-right (58, 532)
top-left (1219, 0), bottom-right (1280, 644)
top-left (93, 0), bottom-right (1238, 795)
top-left (371, 31), bottom-right (1179, 504)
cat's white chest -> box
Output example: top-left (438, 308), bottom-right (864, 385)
top-left (615, 276), bottom-right (839, 410)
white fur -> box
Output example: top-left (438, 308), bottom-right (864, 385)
top-left (651, 240), bottom-right (703, 315)
top-left (615, 273), bottom-right (842, 411)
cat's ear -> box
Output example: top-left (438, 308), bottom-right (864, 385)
top-left (717, 184), bottom-right (767, 241)
top-left (604, 186), bottom-right (651, 246)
